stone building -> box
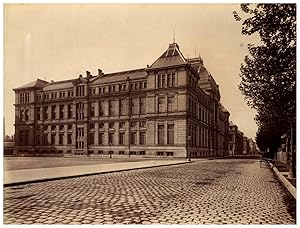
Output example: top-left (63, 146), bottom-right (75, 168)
top-left (248, 138), bottom-right (258, 155)
top-left (13, 42), bottom-right (230, 158)
top-left (228, 121), bottom-right (244, 156)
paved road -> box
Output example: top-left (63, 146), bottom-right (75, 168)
top-left (3, 159), bottom-right (295, 224)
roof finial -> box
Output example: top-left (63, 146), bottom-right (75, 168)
top-left (173, 28), bottom-right (175, 43)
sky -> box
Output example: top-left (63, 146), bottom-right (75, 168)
top-left (3, 3), bottom-right (260, 140)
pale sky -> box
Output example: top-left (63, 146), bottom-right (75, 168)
top-left (4, 3), bottom-right (259, 140)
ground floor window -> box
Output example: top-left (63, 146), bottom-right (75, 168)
top-left (157, 151), bottom-right (164, 156)
top-left (119, 151), bottom-right (125, 155)
top-left (166, 152), bottom-right (174, 156)
top-left (130, 151), bottom-right (136, 155)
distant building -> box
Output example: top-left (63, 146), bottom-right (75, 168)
top-left (13, 42), bottom-right (230, 158)
top-left (228, 121), bottom-right (244, 156)
top-left (243, 136), bottom-right (250, 154)
top-left (248, 138), bottom-right (258, 155)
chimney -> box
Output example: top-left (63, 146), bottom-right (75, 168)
top-left (86, 71), bottom-right (91, 78)
top-left (98, 69), bottom-right (102, 76)
top-left (79, 74), bottom-right (82, 78)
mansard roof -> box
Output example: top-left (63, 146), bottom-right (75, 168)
top-left (150, 42), bottom-right (187, 69)
top-left (13, 79), bottom-right (49, 91)
top-left (91, 68), bottom-right (147, 85)
top-left (43, 79), bottom-right (74, 91)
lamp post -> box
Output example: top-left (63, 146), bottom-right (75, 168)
top-left (188, 136), bottom-right (191, 162)
top-left (109, 142), bottom-right (112, 159)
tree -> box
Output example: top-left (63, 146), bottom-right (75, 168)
top-left (234, 4), bottom-right (296, 150)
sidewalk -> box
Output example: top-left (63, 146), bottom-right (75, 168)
top-left (4, 160), bottom-right (190, 186)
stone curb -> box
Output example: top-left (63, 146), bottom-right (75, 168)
top-left (4, 160), bottom-right (191, 187)
top-left (273, 166), bottom-right (296, 199)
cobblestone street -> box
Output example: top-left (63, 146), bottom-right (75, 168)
top-left (3, 159), bottom-right (295, 224)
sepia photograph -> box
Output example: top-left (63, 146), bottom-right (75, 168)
top-left (3, 2), bottom-right (296, 225)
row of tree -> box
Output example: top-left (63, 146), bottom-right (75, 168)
top-left (234, 4), bottom-right (296, 157)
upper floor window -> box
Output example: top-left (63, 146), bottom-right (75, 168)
top-left (76, 85), bottom-right (85, 97)
top-left (158, 97), bottom-right (165, 113)
top-left (109, 100), bottom-right (115, 116)
top-left (99, 101), bottom-right (104, 116)
top-left (19, 92), bottom-right (30, 103)
top-left (67, 90), bottom-right (73, 97)
top-left (140, 97), bottom-right (146, 114)
top-left (131, 98), bottom-right (138, 115)
top-left (167, 96), bottom-right (175, 112)
top-left (76, 103), bottom-right (84, 120)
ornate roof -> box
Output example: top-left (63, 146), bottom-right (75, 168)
top-left (150, 43), bottom-right (187, 69)
top-left (13, 79), bottom-right (49, 91)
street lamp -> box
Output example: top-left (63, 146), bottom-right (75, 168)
top-left (188, 136), bottom-right (191, 162)
top-left (109, 142), bottom-right (112, 158)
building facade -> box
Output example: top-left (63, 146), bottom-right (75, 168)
top-left (228, 121), bottom-right (244, 156)
top-left (13, 42), bottom-right (230, 158)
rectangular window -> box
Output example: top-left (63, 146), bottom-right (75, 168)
top-left (59, 105), bottom-right (64, 119)
top-left (90, 133), bottom-right (94, 145)
top-left (51, 133), bottom-right (56, 145)
top-left (37, 107), bottom-right (41, 120)
top-left (140, 132), bottom-right (146, 145)
top-left (158, 97), bottom-right (165, 113)
top-left (119, 132), bottom-right (125, 145)
top-left (167, 74), bottom-right (171, 87)
top-left (131, 98), bottom-right (138, 115)
top-left (43, 133), bottom-right (48, 145)
top-left (76, 103), bottom-right (84, 120)
top-left (172, 73), bottom-right (175, 86)
top-left (43, 106), bottom-right (48, 120)
top-left (109, 123), bottom-right (114, 129)
top-left (167, 96), bottom-right (175, 112)
top-left (59, 125), bottom-right (64, 130)
top-left (99, 133), bottom-right (104, 145)
top-left (36, 135), bottom-right (40, 145)
top-left (167, 124), bottom-right (174, 144)
top-left (68, 133), bottom-right (72, 144)
top-left (109, 100), bottom-right (115, 116)
top-left (68, 104), bottom-right (72, 118)
top-left (20, 110), bottom-right (24, 121)
top-left (157, 75), bottom-right (161, 88)
top-left (25, 109), bottom-right (29, 121)
top-left (90, 123), bottom-right (95, 129)
top-left (130, 132), bottom-right (136, 145)
top-left (99, 101), bottom-right (104, 116)
top-left (120, 99), bottom-right (126, 115)
top-left (59, 134), bottom-right (64, 145)
top-left (162, 74), bottom-right (165, 87)
top-left (119, 151), bottom-right (125, 155)
top-left (90, 103), bottom-right (95, 117)
top-left (99, 122), bottom-right (104, 129)
top-left (51, 105), bottom-right (56, 119)
top-left (76, 85), bottom-right (85, 96)
top-left (158, 124), bottom-right (164, 145)
top-left (109, 133), bottom-right (114, 145)
top-left (140, 97), bottom-right (146, 114)
top-left (68, 124), bottom-right (72, 130)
